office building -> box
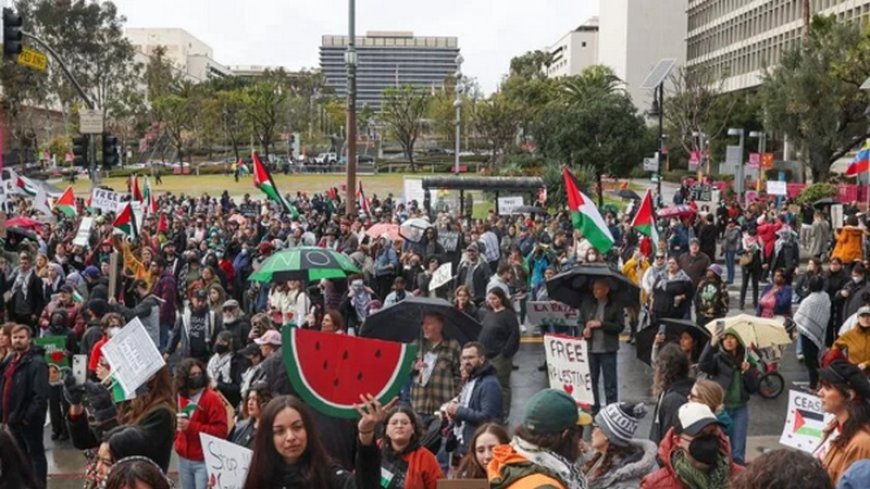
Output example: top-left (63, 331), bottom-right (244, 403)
top-left (687, 0), bottom-right (870, 92)
top-left (546, 17), bottom-right (599, 78)
top-left (597, 0), bottom-right (687, 111)
top-left (125, 27), bottom-right (231, 82)
top-left (319, 31), bottom-right (460, 110)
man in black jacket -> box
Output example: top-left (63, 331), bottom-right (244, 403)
top-left (578, 279), bottom-right (625, 414)
top-left (7, 251), bottom-right (47, 332)
top-left (455, 243), bottom-right (491, 305)
top-left (444, 342), bottom-right (503, 455)
top-left (0, 323), bottom-right (49, 486)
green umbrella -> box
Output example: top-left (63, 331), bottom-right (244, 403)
top-left (249, 247), bottom-right (361, 283)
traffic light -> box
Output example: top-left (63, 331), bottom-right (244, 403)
top-left (102, 133), bottom-right (119, 167)
top-left (72, 134), bottom-right (89, 166)
top-left (3, 8), bottom-right (23, 61)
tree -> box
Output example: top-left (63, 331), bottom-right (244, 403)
top-left (760, 15), bottom-right (870, 181)
top-left (664, 66), bottom-right (738, 159)
top-left (202, 88), bottom-right (249, 162)
top-left (244, 70), bottom-right (289, 159)
top-left (152, 93), bottom-right (193, 165)
top-left (509, 50), bottom-right (554, 80)
top-left (473, 93), bottom-right (523, 167)
top-left (145, 45), bottom-right (181, 102)
top-left (380, 85), bottom-right (429, 171)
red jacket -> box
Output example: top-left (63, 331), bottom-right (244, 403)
top-left (174, 388), bottom-right (228, 461)
top-left (39, 299), bottom-right (86, 339)
top-left (756, 221), bottom-right (782, 259)
top-left (640, 427), bottom-right (744, 489)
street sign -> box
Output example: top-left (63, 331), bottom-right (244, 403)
top-left (762, 152), bottom-right (775, 169)
top-left (748, 153), bottom-right (760, 168)
top-left (643, 157), bottom-right (659, 172)
top-left (16, 47), bottom-right (47, 72)
top-left (80, 109), bottom-right (104, 134)
top-left (725, 145), bottom-right (742, 165)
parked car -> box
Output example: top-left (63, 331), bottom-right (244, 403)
top-left (315, 152), bottom-right (337, 164)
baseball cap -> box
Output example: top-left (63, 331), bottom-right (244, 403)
top-left (689, 237), bottom-right (700, 245)
top-left (254, 330), bottom-right (282, 347)
top-left (83, 266), bottom-right (101, 278)
top-left (239, 343), bottom-right (261, 358)
top-left (59, 284), bottom-right (74, 294)
top-left (466, 243), bottom-right (479, 252)
top-left (522, 389), bottom-right (579, 435)
top-left (193, 288), bottom-right (208, 300)
top-left (677, 402), bottom-right (722, 436)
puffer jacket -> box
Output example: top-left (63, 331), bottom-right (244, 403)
top-left (640, 427), bottom-right (744, 489)
top-left (586, 439), bottom-right (658, 489)
top-left (488, 443), bottom-right (586, 489)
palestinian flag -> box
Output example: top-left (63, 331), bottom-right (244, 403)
top-left (357, 182), bottom-right (370, 215)
top-left (130, 174), bottom-right (143, 202)
top-left (53, 186), bottom-right (77, 218)
top-left (793, 408), bottom-right (825, 438)
top-left (252, 151), bottom-right (299, 218)
top-left (113, 202), bottom-right (138, 238)
top-left (630, 189), bottom-right (660, 253)
top-left (157, 213), bottom-right (169, 233)
top-left (15, 175), bottom-right (37, 196)
top-left (562, 167), bottom-right (614, 254)
top-left (143, 177), bottom-right (158, 216)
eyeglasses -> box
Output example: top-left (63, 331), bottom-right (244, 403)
top-left (655, 255), bottom-right (665, 260)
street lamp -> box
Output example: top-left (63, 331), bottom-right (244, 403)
top-left (454, 54), bottom-right (464, 174)
top-left (728, 127), bottom-right (745, 205)
top-left (345, 0), bottom-right (358, 216)
top-left (749, 130), bottom-right (766, 193)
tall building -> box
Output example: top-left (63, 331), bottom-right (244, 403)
top-left (319, 31), bottom-right (460, 111)
top-left (546, 17), bottom-right (599, 79)
top-left (687, 0), bottom-right (870, 93)
top-left (597, 0), bottom-right (687, 111)
top-left (125, 27), bottom-right (230, 82)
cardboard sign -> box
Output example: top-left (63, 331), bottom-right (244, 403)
top-left (73, 217), bottom-right (94, 247)
top-left (831, 204), bottom-right (844, 229)
top-left (429, 262), bottom-right (453, 291)
top-left (34, 336), bottom-right (70, 367)
top-left (527, 301), bottom-right (580, 327)
top-left (766, 180), bottom-right (787, 196)
top-left (543, 334), bottom-right (594, 406)
top-left (437, 231), bottom-right (460, 252)
top-left (201, 433), bottom-right (252, 489)
top-left (108, 252), bottom-right (119, 300)
top-left (498, 196), bottom-right (524, 215)
top-left (90, 188), bottom-right (124, 213)
top-left (779, 389), bottom-right (834, 453)
top-left (101, 317), bottom-right (165, 397)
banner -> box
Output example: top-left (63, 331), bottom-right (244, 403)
top-left (91, 188), bottom-right (124, 213)
top-left (766, 181), bottom-right (787, 196)
top-left (527, 301), bottom-right (580, 328)
top-left (543, 334), bottom-right (594, 406)
top-left (101, 317), bottom-right (165, 396)
top-left (437, 231), bottom-right (460, 252)
top-left (497, 196), bottom-right (524, 215)
top-left (73, 217), bottom-right (94, 247)
top-left (779, 389), bottom-right (834, 453)
top-left (201, 433), bottom-right (252, 489)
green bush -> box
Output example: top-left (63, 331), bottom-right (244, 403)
top-left (629, 166), bottom-right (649, 178)
top-left (662, 169), bottom-right (694, 183)
top-left (795, 183), bottom-right (837, 205)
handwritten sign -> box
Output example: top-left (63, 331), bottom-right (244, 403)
top-left (73, 217), bottom-right (94, 247)
top-left (527, 301), bottom-right (580, 328)
top-left (201, 433), bottom-right (252, 489)
top-left (779, 389), bottom-right (834, 453)
top-left (437, 231), bottom-right (460, 252)
top-left (498, 196), bottom-right (524, 215)
top-left (429, 262), bottom-right (453, 291)
top-left (90, 188), bottom-right (124, 213)
top-left (101, 317), bottom-right (165, 397)
top-left (34, 336), bottom-right (69, 367)
top-left (543, 334), bottom-right (593, 406)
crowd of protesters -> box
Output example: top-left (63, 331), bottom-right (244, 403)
top-left (0, 180), bottom-right (869, 489)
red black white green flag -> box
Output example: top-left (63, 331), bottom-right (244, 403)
top-left (113, 202), bottom-right (138, 238)
top-left (562, 167), bottom-right (614, 254)
top-left (252, 152), bottom-right (299, 218)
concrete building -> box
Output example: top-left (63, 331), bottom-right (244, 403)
top-left (597, 0), bottom-right (687, 111)
top-left (687, 0), bottom-right (870, 93)
top-left (546, 17), bottom-right (599, 78)
top-left (125, 27), bottom-right (230, 82)
top-left (320, 31), bottom-right (460, 110)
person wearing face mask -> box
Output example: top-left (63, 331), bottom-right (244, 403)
top-left (206, 331), bottom-right (249, 409)
top-left (87, 313), bottom-right (125, 379)
top-left (830, 306), bottom-right (870, 371)
top-left (641, 402), bottom-right (745, 489)
top-left (174, 358), bottom-right (229, 489)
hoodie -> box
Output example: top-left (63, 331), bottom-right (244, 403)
top-left (640, 427), bottom-right (744, 489)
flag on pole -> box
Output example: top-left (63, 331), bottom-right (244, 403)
top-left (15, 175), bottom-right (37, 196)
top-left (34, 185), bottom-right (53, 216)
top-left (846, 140), bottom-right (870, 176)
top-left (252, 151), bottom-right (299, 218)
top-left (113, 202), bottom-right (138, 238)
top-left (562, 167), bottom-right (614, 254)
top-left (143, 177), bottom-right (158, 216)
top-left (157, 213), bottom-right (169, 234)
top-left (357, 182), bottom-right (370, 215)
top-left (630, 189), bottom-right (660, 253)
top-left (54, 186), bottom-right (77, 218)
top-left (130, 174), bottom-right (143, 202)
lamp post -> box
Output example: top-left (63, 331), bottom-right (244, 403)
top-left (345, 0), bottom-right (358, 216)
top-left (453, 54), bottom-right (464, 174)
top-left (728, 127), bottom-right (745, 205)
top-left (749, 130), bottom-right (766, 193)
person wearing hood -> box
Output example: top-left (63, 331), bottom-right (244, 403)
top-left (771, 227), bottom-right (800, 284)
top-left (83, 265), bottom-right (109, 301)
top-left (698, 328), bottom-right (760, 465)
top-left (166, 288), bottom-right (222, 364)
top-left (45, 308), bottom-right (78, 441)
top-left (0, 323), bottom-right (50, 486)
top-left (39, 283), bottom-right (86, 338)
top-left (831, 215), bottom-right (866, 265)
top-left (814, 361), bottom-right (870, 485)
top-left (651, 257), bottom-right (695, 324)
top-left (109, 279), bottom-right (163, 349)
top-left (488, 389), bottom-right (587, 489)
top-left (641, 402), bottom-right (745, 489)
top-left (695, 264), bottom-right (729, 328)
top-left (582, 402), bottom-right (657, 489)
top-left (443, 342), bottom-right (503, 456)
top-left (836, 262), bottom-right (870, 324)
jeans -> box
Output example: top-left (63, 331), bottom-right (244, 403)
top-left (177, 456), bottom-right (208, 489)
top-left (724, 250), bottom-right (736, 283)
top-left (725, 404), bottom-right (749, 465)
top-left (589, 352), bottom-right (618, 412)
top-left (801, 335), bottom-right (821, 389)
top-left (10, 422), bottom-right (47, 487)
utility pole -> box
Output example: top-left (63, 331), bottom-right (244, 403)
top-left (345, 0), bottom-right (358, 217)
top-left (454, 55), bottom-right (464, 174)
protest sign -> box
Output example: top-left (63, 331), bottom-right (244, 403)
top-left (34, 336), bottom-right (70, 367)
top-left (527, 302), bottom-right (580, 328)
top-left (73, 217), bottom-right (94, 247)
top-left (437, 231), bottom-right (460, 252)
top-left (831, 204), bottom-right (844, 230)
top-left (101, 317), bottom-right (165, 397)
top-left (543, 334), bottom-right (594, 406)
top-left (90, 188), bottom-right (124, 213)
top-left (429, 262), bottom-right (453, 291)
top-left (779, 389), bottom-right (834, 453)
top-left (497, 196), bottom-right (524, 215)
top-left (766, 180), bottom-right (787, 196)
top-left (201, 433), bottom-right (252, 489)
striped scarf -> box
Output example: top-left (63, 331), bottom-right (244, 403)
top-left (794, 292), bottom-right (830, 351)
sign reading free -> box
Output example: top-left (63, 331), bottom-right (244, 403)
top-left (543, 334), bottom-right (593, 406)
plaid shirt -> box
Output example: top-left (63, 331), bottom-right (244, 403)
top-left (410, 338), bottom-right (462, 415)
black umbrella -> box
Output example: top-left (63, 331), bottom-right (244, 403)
top-left (618, 189), bottom-right (642, 201)
top-left (359, 296), bottom-right (482, 345)
top-left (635, 317), bottom-right (710, 366)
top-left (513, 205), bottom-right (547, 215)
top-left (546, 265), bottom-right (640, 309)
top-left (6, 226), bottom-right (38, 242)
top-left (813, 197), bottom-right (837, 208)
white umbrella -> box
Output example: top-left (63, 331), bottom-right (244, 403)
top-left (704, 314), bottom-right (792, 349)
top-left (399, 218), bottom-right (432, 243)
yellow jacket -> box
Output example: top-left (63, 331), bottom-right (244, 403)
top-left (833, 327), bottom-right (870, 366)
top-left (621, 256), bottom-right (650, 285)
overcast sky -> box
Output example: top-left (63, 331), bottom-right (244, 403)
top-left (112, 0), bottom-right (598, 94)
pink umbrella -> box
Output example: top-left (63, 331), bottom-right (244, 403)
top-left (365, 222), bottom-right (400, 241)
top-left (5, 216), bottom-right (44, 231)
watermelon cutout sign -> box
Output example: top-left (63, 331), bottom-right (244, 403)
top-left (283, 327), bottom-right (417, 419)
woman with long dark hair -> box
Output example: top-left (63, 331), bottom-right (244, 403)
top-left (243, 394), bottom-right (387, 489)
top-left (229, 381), bottom-right (273, 449)
top-left (455, 423), bottom-right (510, 479)
top-left (379, 405), bottom-right (443, 489)
top-left (478, 287), bottom-right (521, 418)
top-left (0, 427), bottom-right (41, 489)
top-left (814, 361), bottom-right (870, 484)
top-left (649, 343), bottom-right (694, 444)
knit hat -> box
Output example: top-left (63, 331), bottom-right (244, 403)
top-left (594, 402), bottom-right (647, 447)
top-left (522, 389), bottom-right (578, 435)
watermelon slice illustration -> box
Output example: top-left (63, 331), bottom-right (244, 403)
top-left (283, 327), bottom-right (417, 419)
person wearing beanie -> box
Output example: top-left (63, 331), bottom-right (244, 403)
top-left (815, 361), bottom-right (870, 485)
top-left (694, 264), bottom-right (729, 328)
top-left (582, 402), bottom-right (657, 489)
top-left (488, 389), bottom-right (587, 489)
top-left (641, 402), bottom-right (745, 489)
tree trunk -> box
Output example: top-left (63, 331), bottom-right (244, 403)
top-left (407, 146), bottom-right (416, 172)
top-left (597, 172), bottom-right (604, 208)
top-left (231, 139), bottom-right (240, 163)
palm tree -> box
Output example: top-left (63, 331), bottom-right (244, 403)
top-left (560, 65), bottom-right (624, 105)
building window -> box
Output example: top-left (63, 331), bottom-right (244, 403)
top-left (581, 41), bottom-right (587, 47)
